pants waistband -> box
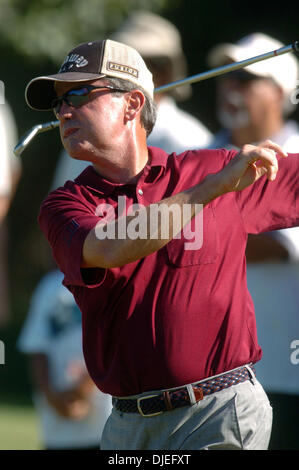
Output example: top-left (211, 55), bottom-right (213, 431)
top-left (112, 364), bottom-right (256, 417)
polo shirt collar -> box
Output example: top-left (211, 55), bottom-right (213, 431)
top-left (74, 146), bottom-right (168, 196)
top-left (147, 145), bottom-right (168, 169)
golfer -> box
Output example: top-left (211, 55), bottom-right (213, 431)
top-left (25, 39), bottom-right (299, 450)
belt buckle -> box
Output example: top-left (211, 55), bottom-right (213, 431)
top-left (137, 394), bottom-right (163, 417)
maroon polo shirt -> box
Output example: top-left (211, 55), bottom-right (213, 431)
top-left (39, 147), bottom-right (299, 396)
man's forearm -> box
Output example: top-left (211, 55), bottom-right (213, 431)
top-left (82, 172), bottom-right (224, 268)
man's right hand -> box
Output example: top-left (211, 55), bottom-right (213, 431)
top-left (218, 140), bottom-right (288, 194)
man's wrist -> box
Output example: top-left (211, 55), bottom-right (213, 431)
top-left (193, 172), bottom-right (227, 205)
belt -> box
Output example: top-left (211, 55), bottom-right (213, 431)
top-left (113, 365), bottom-right (255, 417)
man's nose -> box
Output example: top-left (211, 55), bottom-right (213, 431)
top-left (57, 99), bottom-right (73, 120)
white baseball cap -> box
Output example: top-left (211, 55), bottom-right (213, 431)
top-left (111, 11), bottom-right (191, 100)
top-left (207, 33), bottom-right (299, 99)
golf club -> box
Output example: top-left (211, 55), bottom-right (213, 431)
top-left (14, 40), bottom-right (299, 157)
top-left (13, 120), bottom-right (60, 157)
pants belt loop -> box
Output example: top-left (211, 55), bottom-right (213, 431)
top-left (245, 364), bottom-right (256, 384)
top-left (186, 383), bottom-right (197, 405)
top-left (163, 391), bottom-right (173, 411)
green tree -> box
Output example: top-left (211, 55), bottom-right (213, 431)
top-left (0, 0), bottom-right (175, 63)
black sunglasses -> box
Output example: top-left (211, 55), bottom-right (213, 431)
top-left (52, 84), bottom-right (127, 117)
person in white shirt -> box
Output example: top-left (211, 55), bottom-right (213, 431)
top-left (0, 101), bottom-right (21, 325)
top-left (18, 269), bottom-right (112, 450)
top-left (51, 11), bottom-right (212, 189)
top-left (207, 32), bottom-right (299, 450)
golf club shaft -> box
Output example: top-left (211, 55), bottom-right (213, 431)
top-left (13, 120), bottom-right (60, 157)
top-left (155, 42), bottom-right (299, 94)
top-left (14, 41), bottom-right (299, 157)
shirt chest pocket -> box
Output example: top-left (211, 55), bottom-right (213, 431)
top-left (165, 205), bottom-right (219, 267)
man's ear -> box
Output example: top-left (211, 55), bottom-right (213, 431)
top-left (124, 90), bottom-right (145, 123)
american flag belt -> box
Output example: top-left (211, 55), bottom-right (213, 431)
top-left (112, 365), bottom-right (255, 417)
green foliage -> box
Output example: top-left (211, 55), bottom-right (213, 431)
top-left (0, 0), bottom-right (174, 63)
top-left (0, 403), bottom-right (40, 450)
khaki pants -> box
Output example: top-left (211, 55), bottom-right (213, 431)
top-left (101, 373), bottom-right (273, 450)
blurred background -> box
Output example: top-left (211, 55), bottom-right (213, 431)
top-left (0, 0), bottom-right (298, 450)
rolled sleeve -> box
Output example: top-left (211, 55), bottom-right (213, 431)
top-left (235, 153), bottom-right (299, 234)
top-left (38, 189), bottom-right (106, 288)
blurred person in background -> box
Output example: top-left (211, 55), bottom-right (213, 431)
top-left (17, 269), bottom-right (112, 450)
top-left (112, 10), bottom-right (212, 153)
top-left (51, 10), bottom-right (212, 189)
top-left (207, 32), bottom-right (299, 449)
top-left (0, 99), bottom-right (21, 326)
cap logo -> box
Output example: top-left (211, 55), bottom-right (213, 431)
top-left (59, 54), bottom-right (89, 73)
top-left (107, 61), bottom-right (139, 78)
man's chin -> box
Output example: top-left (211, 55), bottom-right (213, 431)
top-left (67, 145), bottom-right (93, 162)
